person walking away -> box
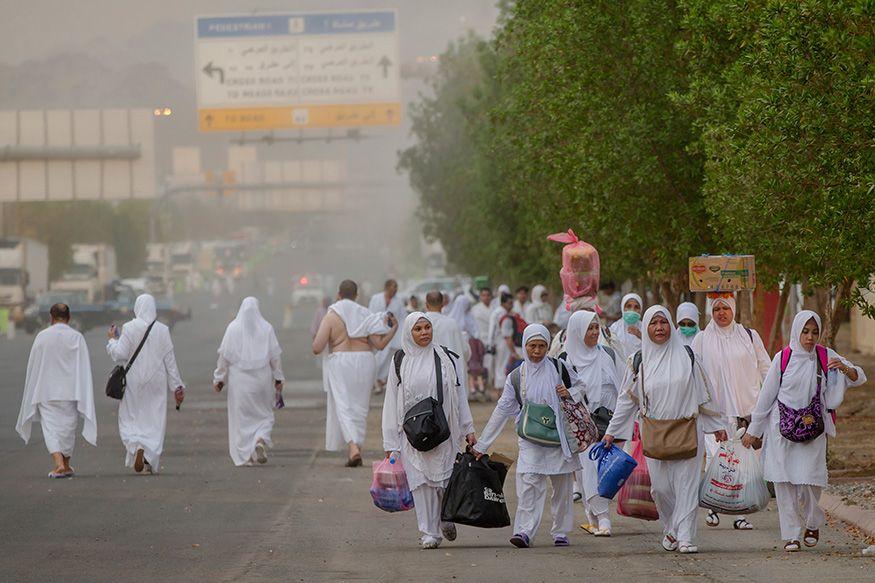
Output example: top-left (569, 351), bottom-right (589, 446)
top-left (492, 293), bottom-right (522, 397)
top-left (603, 306), bottom-right (727, 554)
top-left (676, 302), bottom-right (700, 346)
top-left (313, 280), bottom-right (398, 467)
top-left (213, 297), bottom-right (284, 466)
top-left (607, 293), bottom-right (644, 363)
top-left (107, 294), bottom-right (185, 474)
top-left (525, 285), bottom-right (554, 326)
top-left (16, 303), bottom-right (97, 478)
top-left (561, 311), bottom-right (620, 536)
top-left (473, 324), bottom-right (582, 548)
top-left (742, 310), bottom-right (865, 552)
top-left (692, 294), bottom-right (770, 530)
top-left (491, 284), bottom-right (510, 309)
top-left (426, 291), bottom-right (468, 392)
top-left (382, 313), bottom-right (476, 549)
top-left (447, 293), bottom-right (487, 399)
top-left (471, 288), bottom-right (494, 387)
top-left (369, 279), bottom-right (406, 393)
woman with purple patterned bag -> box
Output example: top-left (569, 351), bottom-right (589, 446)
top-left (743, 310), bottom-right (866, 552)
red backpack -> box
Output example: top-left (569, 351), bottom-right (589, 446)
top-left (499, 313), bottom-right (528, 347)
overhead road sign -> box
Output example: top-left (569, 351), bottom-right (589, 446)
top-left (195, 11), bottom-right (401, 132)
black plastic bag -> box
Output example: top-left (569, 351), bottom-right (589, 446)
top-left (440, 451), bottom-right (511, 528)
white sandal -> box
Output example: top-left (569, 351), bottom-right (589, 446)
top-left (679, 543), bottom-right (698, 554)
top-left (662, 535), bottom-right (678, 552)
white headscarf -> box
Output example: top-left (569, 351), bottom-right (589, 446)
top-left (608, 292), bottom-right (644, 356)
top-left (693, 296), bottom-right (760, 416)
top-left (676, 302), bottom-right (699, 326)
top-left (525, 284), bottom-right (552, 324)
top-left (621, 292), bottom-right (643, 314)
top-left (218, 297), bottom-right (281, 370)
top-left (638, 305), bottom-right (714, 419)
top-left (565, 311), bottom-right (619, 409)
top-left (121, 294), bottom-right (175, 386)
top-left (395, 312), bottom-right (462, 472)
top-left (447, 294), bottom-right (478, 339)
top-left (520, 324), bottom-right (573, 457)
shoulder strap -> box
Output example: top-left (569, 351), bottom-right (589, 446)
top-left (632, 350), bottom-right (643, 376)
top-left (549, 356), bottom-right (572, 389)
top-left (511, 367), bottom-right (522, 407)
top-left (744, 326), bottom-right (753, 342)
top-left (779, 347), bottom-right (792, 383)
top-left (815, 345), bottom-right (829, 376)
top-left (433, 349), bottom-right (444, 405)
top-left (439, 345), bottom-right (461, 387)
top-left (684, 344), bottom-right (695, 366)
top-left (600, 345), bottom-right (616, 363)
top-left (393, 349), bottom-right (405, 385)
top-left (125, 320), bottom-right (156, 373)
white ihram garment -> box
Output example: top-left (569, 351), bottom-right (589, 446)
top-left (429, 311), bottom-right (468, 394)
top-left (607, 306), bottom-right (725, 546)
top-left (214, 298), bottom-right (284, 466)
top-left (107, 295), bottom-right (184, 470)
top-left (475, 324), bottom-right (582, 543)
top-left (369, 292), bottom-right (406, 383)
top-left (382, 313), bottom-right (474, 542)
top-left (16, 323), bottom-right (97, 456)
top-left (323, 299), bottom-right (387, 450)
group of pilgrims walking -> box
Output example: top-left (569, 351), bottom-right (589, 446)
top-left (15, 274), bottom-right (868, 555)
top-left (17, 294), bottom-right (286, 476)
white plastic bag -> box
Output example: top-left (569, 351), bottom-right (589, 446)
top-left (699, 428), bottom-right (770, 515)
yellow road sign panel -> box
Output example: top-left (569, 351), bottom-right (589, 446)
top-left (198, 103), bottom-right (401, 131)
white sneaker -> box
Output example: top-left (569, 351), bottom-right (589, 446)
top-left (421, 537), bottom-right (442, 550)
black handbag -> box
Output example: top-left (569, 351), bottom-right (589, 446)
top-left (440, 451), bottom-right (511, 528)
top-left (402, 349), bottom-right (451, 452)
top-left (106, 321), bottom-right (156, 400)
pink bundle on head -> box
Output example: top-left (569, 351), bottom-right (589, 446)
top-left (547, 229), bottom-right (600, 309)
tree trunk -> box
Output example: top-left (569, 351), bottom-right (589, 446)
top-left (825, 279), bottom-right (853, 348)
top-left (736, 290), bottom-right (754, 328)
top-left (768, 282), bottom-right (792, 354)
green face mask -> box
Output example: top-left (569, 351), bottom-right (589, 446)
top-left (622, 311), bottom-right (641, 326)
top-left (679, 325), bottom-right (698, 338)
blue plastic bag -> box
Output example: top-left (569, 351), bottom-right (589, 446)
top-left (588, 442), bottom-right (638, 499)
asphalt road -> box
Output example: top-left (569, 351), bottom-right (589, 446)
top-left (0, 283), bottom-right (872, 582)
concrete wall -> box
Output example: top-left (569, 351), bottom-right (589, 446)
top-left (851, 304), bottom-right (875, 356)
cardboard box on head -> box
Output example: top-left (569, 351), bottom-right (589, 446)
top-left (689, 255), bottom-right (756, 292)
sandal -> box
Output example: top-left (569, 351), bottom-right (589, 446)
top-left (510, 533), bottom-right (531, 548)
top-left (784, 540), bottom-right (801, 552)
top-left (706, 510), bottom-right (720, 527)
top-left (733, 518), bottom-right (753, 530)
top-left (134, 448), bottom-right (145, 473)
top-left (572, 491), bottom-right (583, 503)
top-left (679, 543), bottom-right (698, 554)
top-left (662, 534), bottom-right (678, 552)
top-left (48, 470), bottom-right (70, 479)
top-left (579, 523), bottom-right (596, 535)
top-left (553, 536), bottom-right (570, 547)
top-left (345, 455), bottom-right (363, 468)
top-left (593, 527), bottom-right (612, 537)
top-left (803, 529), bottom-right (819, 547)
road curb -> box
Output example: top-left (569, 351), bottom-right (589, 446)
top-left (820, 491), bottom-right (875, 538)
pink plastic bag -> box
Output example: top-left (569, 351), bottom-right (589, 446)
top-left (547, 229), bottom-right (600, 309)
top-left (616, 428), bottom-right (659, 521)
top-left (370, 457), bottom-right (414, 513)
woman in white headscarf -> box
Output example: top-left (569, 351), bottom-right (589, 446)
top-left (213, 297), bottom-right (284, 466)
top-left (525, 285), bottom-right (553, 326)
top-left (107, 294), bottom-right (185, 474)
top-left (562, 310), bottom-right (620, 536)
top-left (473, 324), bottom-right (582, 548)
top-left (604, 306), bottom-right (727, 554)
top-left (743, 311), bottom-right (865, 552)
top-left (692, 295), bottom-right (771, 529)
top-left (382, 313), bottom-right (476, 549)
top-left (607, 293), bottom-right (644, 363)
top-left (675, 302), bottom-right (700, 346)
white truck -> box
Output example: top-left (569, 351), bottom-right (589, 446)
top-left (145, 242), bottom-right (170, 294)
top-left (51, 244), bottom-right (118, 303)
top-left (0, 238), bottom-right (49, 319)
top-left (169, 241), bottom-right (198, 277)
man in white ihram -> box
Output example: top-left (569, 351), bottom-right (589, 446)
top-left (369, 279), bottom-right (406, 392)
top-left (313, 280), bottom-right (398, 467)
top-left (424, 290), bottom-right (468, 392)
top-left (16, 303), bottom-right (97, 478)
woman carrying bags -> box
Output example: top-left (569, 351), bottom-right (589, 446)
top-left (742, 310), bottom-right (866, 552)
top-left (381, 313), bottom-right (476, 550)
top-left (473, 324), bottom-right (582, 548)
top-left (603, 306), bottom-right (727, 554)
top-left (562, 310), bottom-right (620, 536)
